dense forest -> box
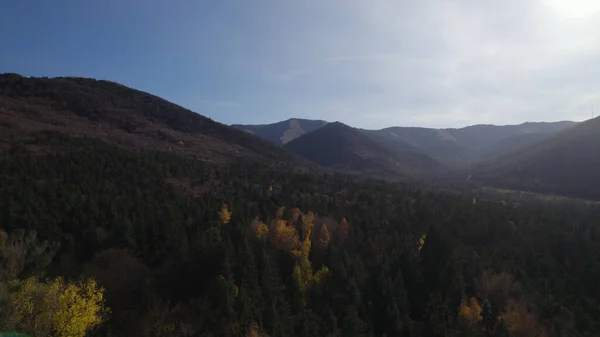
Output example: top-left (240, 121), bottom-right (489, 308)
top-left (2, 131), bottom-right (600, 336)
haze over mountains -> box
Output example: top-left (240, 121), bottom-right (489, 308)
top-left (234, 119), bottom-right (577, 168)
top-left (2, 73), bottom-right (599, 200)
top-left (232, 119), bottom-right (328, 145)
top-left (283, 122), bottom-right (446, 180)
top-left (471, 116), bottom-right (600, 199)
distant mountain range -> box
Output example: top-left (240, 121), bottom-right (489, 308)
top-left (233, 119), bottom-right (577, 168)
top-left (283, 122), bottom-right (446, 180)
top-left (3, 73), bottom-right (597, 199)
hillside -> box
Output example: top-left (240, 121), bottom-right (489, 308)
top-left (283, 122), bottom-right (446, 180)
top-left (232, 118), bottom-right (328, 145)
top-left (473, 132), bottom-right (551, 161)
top-left (237, 118), bottom-right (576, 167)
top-left (367, 121), bottom-right (576, 166)
top-left (363, 127), bottom-right (471, 167)
top-left (1, 75), bottom-right (600, 336)
top-left (0, 73), bottom-right (312, 168)
top-left (471, 116), bottom-right (600, 199)
top-left (446, 121), bottom-right (577, 149)
top-left (2, 130), bottom-right (600, 336)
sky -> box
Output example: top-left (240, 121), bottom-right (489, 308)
top-left (1, 0), bottom-right (600, 129)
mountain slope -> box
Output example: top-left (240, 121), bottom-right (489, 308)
top-left (363, 127), bottom-right (471, 166)
top-left (284, 122), bottom-right (446, 179)
top-left (366, 121), bottom-right (577, 166)
top-left (471, 117), bottom-right (600, 199)
top-left (473, 132), bottom-right (552, 161)
top-left (0, 73), bottom-right (312, 167)
top-left (232, 118), bottom-right (328, 145)
top-left (446, 121), bottom-right (577, 149)
top-left (237, 118), bottom-right (576, 167)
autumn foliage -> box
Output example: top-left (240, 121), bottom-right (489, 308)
top-left (458, 297), bottom-right (483, 324)
top-left (1, 130), bottom-right (599, 336)
top-left (219, 203), bottom-right (232, 225)
top-left (6, 277), bottom-right (106, 337)
top-left (270, 219), bottom-right (300, 253)
top-left (250, 218), bottom-right (269, 240)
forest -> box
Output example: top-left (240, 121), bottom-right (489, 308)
top-left (2, 131), bottom-right (600, 336)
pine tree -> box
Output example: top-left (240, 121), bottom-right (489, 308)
top-left (341, 306), bottom-right (369, 337)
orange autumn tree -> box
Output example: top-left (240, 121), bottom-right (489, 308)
top-left (458, 297), bottom-right (483, 325)
top-left (270, 219), bottom-right (300, 253)
top-left (250, 208), bottom-right (332, 307)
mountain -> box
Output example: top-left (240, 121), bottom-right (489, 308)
top-left (473, 132), bottom-right (552, 161)
top-left (3, 77), bottom-right (600, 337)
top-left (471, 117), bottom-right (600, 199)
top-left (446, 121), bottom-right (577, 149)
top-left (0, 74), bottom-right (312, 168)
top-left (366, 121), bottom-right (577, 166)
top-left (283, 122), bottom-right (446, 180)
top-left (232, 118), bottom-right (328, 145)
top-left (236, 118), bottom-right (576, 167)
top-left (362, 127), bottom-right (471, 167)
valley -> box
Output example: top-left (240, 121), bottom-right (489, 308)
top-left (1, 74), bottom-right (600, 337)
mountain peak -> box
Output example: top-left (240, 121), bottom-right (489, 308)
top-left (232, 118), bottom-right (328, 145)
top-left (284, 121), bottom-right (445, 180)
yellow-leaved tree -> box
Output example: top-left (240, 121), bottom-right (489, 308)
top-left (250, 218), bottom-right (269, 240)
top-left (219, 204), bottom-right (232, 225)
top-left (418, 233), bottom-right (427, 251)
top-left (6, 276), bottom-right (106, 337)
top-left (270, 219), bottom-right (300, 253)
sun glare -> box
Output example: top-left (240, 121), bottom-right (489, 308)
top-left (542, 0), bottom-right (600, 18)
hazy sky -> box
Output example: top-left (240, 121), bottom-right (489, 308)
top-left (2, 0), bottom-right (599, 129)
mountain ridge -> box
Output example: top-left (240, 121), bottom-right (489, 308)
top-left (283, 121), bottom-right (446, 180)
top-left (0, 73), bottom-right (314, 169)
top-left (470, 116), bottom-right (600, 199)
top-left (232, 118), bottom-right (328, 145)
top-left (237, 118), bottom-right (577, 167)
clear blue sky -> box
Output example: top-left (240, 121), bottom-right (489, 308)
top-left (1, 0), bottom-right (598, 128)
